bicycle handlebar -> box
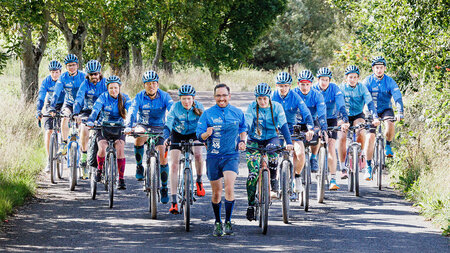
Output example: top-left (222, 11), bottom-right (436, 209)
top-left (245, 145), bottom-right (286, 154)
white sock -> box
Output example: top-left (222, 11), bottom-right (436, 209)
top-left (341, 162), bottom-right (346, 170)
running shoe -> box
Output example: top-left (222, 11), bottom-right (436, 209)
top-left (310, 157), bottom-right (319, 173)
top-left (196, 182), bottom-right (205, 197)
top-left (246, 206), bottom-right (255, 221)
top-left (341, 168), bottom-right (349, 180)
top-left (364, 166), bottom-right (373, 181)
top-left (135, 165), bottom-right (144, 180)
top-left (117, 179), bottom-right (126, 190)
top-left (290, 192), bottom-right (299, 201)
top-left (385, 145), bottom-right (394, 157)
top-left (95, 169), bottom-right (102, 182)
top-left (160, 187), bottom-right (169, 204)
top-left (224, 221), bottom-right (233, 235)
top-left (294, 176), bottom-right (303, 193)
top-left (213, 222), bottom-right (223, 237)
top-left (169, 203), bottom-right (179, 214)
top-left (44, 164), bottom-right (50, 173)
top-left (329, 178), bottom-right (340, 190)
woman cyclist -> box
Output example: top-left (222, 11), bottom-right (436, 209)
top-left (163, 84), bottom-right (205, 214)
top-left (271, 72), bottom-right (315, 199)
top-left (126, 70), bottom-right (173, 203)
top-left (86, 76), bottom-right (131, 190)
top-left (36, 60), bottom-right (65, 172)
top-left (245, 83), bottom-right (293, 221)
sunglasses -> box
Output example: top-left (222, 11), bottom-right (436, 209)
top-left (89, 73), bottom-right (100, 77)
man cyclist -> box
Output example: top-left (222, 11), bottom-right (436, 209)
top-left (126, 70), bottom-right (173, 203)
top-left (73, 60), bottom-right (107, 179)
top-left (313, 67), bottom-right (350, 190)
top-left (363, 56), bottom-right (404, 180)
top-left (196, 83), bottom-right (247, 236)
top-left (49, 54), bottom-right (86, 155)
top-left (36, 60), bottom-right (65, 173)
top-left (271, 72), bottom-right (314, 199)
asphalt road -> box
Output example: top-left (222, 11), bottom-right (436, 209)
top-left (1, 91), bottom-right (448, 252)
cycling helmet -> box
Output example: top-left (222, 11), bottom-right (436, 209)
top-left (254, 83), bottom-right (272, 97)
top-left (371, 56), bottom-right (387, 66)
top-left (178, 84), bottom-right (196, 96)
top-left (48, 60), bottom-right (62, 71)
top-left (345, 65), bottom-right (360, 75)
top-left (64, 54), bottom-right (78, 64)
top-left (85, 60), bottom-right (102, 73)
top-left (275, 72), bottom-right (293, 84)
top-left (106, 75), bottom-right (122, 86)
top-left (297, 70), bottom-right (314, 82)
top-left (317, 67), bottom-right (332, 79)
top-left (142, 70), bottom-right (159, 83)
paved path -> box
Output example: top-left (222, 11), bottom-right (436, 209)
top-left (1, 91), bottom-right (448, 252)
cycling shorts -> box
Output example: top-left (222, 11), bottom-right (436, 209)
top-left (43, 103), bottom-right (63, 130)
top-left (369, 108), bottom-right (395, 134)
top-left (170, 131), bottom-right (198, 151)
top-left (349, 112), bottom-right (366, 127)
top-left (327, 119), bottom-right (338, 139)
top-left (61, 102), bottom-right (74, 117)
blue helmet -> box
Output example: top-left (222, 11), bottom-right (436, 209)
top-left (142, 70), bottom-right (159, 83)
top-left (275, 72), bottom-right (293, 84)
top-left (254, 83), bottom-right (272, 97)
top-left (372, 56), bottom-right (387, 66)
top-left (64, 54), bottom-right (78, 64)
top-left (345, 65), bottom-right (360, 75)
top-left (85, 60), bottom-right (102, 73)
top-left (297, 70), bottom-right (314, 82)
top-left (106, 75), bottom-right (122, 86)
top-left (48, 60), bottom-right (62, 71)
top-left (178, 84), bottom-right (196, 96)
top-left (317, 67), bottom-right (332, 79)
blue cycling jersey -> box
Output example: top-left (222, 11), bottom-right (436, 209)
top-left (272, 89), bottom-right (314, 132)
top-left (50, 70), bottom-right (86, 109)
top-left (313, 82), bottom-right (349, 122)
top-left (196, 104), bottom-right (247, 159)
top-left (293, 87), bottom-right (328, 130)
top-left (362, 74), bottom-right (404, 114)
top-left (36, 75), bottom-right (65, 112)
top-left (339, 82), bottom-right (377, 118)
top-left (127, 89), bottom-right (174, 128)
top-left (245, 100), bottom-right (292, 144)
top-left (73, 78), bottom-right (107, 114)
top-left (87, 92), bottom-right (131, 125)
top-left (164, 100), bottom-right (205, 139)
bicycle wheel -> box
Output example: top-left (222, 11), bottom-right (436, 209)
top-left (317, 146), bottom-right (327, 203)
top-left (377, 139), bottom-right (384, 190)
top-left (49, 134), bottom-right (58, 184)
top-left (69, 143), bottom-right (77, 191)
top-left (261, 169), bottom-right (270, 235)
top-left (145, 156), bottom-right (151, 212)
top-left (302, 162), bottom-right (311, 211)
top-left (107, 153), bottom-right (115, 208)
top-left (150, 156), bottom-right (158, 219)
top-left (184, 168), bottom-right (191, 232)
top-left (90, 166), bottom-right (97, 200)
top-left (353, 146), bottom-right (359, 196)
top-left (348, 149), bottom-right (354, 192)
top-left (280, 160), bottom-right (290, 224)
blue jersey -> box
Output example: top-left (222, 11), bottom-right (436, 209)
top-left (313, 82), bottom-right (349, 122)
top-left (73, 78), bottom-right (107, 114)
top-left (87, 92), bottom-right (131, 125)
top-left (362, 74), bottom-right (404, 114)
top-left (50, 70), bottom-right (86, 109)
top-left (196, 104), bottom-right (247, 159)
top-left (339, 82), bottom-right (377, 118)
top-left (36, 75), bottom-right (65, 112)
top-left (272, 90), bottom-right (314, 132)
top-left (164, 101), bottom-right (205, 139)
top-left (127, 89), bottom-right (173, 128)
top-left (293, 87), bottom-right (327, 130)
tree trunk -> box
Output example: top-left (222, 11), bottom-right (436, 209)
top-left (98, 23), bottom-right (109, 64)
top-left (209, 68), bottom-right (221, 84)
top-left (132, 43), bottom-right (143, 76)
top-left (162, 55), bottom-right (173, 76)
top-left (152, 20), bottom-right (173, 71)
top-left (19, 16), bottom-right (49, 102)
top-left (120, 42), bottom-right (130, 77)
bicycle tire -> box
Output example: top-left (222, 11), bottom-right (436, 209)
top-left (145, 155), bottom-right (151, 213)
top-left (377, 139), bottom-right (384, 190)
top-left (353, 146), bottom-right (359, 196)
top-left (261, 169), bottom-right (270, 235)
top-left (317, 147), bottom-right (327, 203)
top-left (184, 168), bottom-right (191, 232)
top-left (348, 148), bottom-right (354, 192)
top-left (49, 134), bottom-right (58, 184)
top-left (107, 153), bottom-right (115, 208)
top-left (90, 166), bottom-right (97, 200)
top-left (150, 156), bottom-right (158, 219)
top-left (69, 143), bottom-right (77, 191)
top-left (281, 160), bottom-right (290, 224)
top-left (303, 162), bottom-right (311, 211)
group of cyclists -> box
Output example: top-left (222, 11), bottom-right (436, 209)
top-left (36, 54), bottom-right (403, 237)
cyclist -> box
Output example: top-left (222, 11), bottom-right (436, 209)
top-left (271, 72), bottom-right (315, 199)
top-left (163, 84), bottom-right (205, 214)
top-left (73, 60), bottom-right (107, 179)
top-left (313, 67), bottom-right (349, 190)
top-left (363, 56), bottom-right (404, 180)
top-left (127, 70), bottom-right (173, 203)
top-left (86, 76), bottom-right (131, 190)
top-left (36, 60), bottom-right (65, 172)
top-left (338, 65), bottom-right (379, 180)
top-left (49, 54), bottom-right (86, 156)
top-left (196, 83), bottom-right (247, 236)
top-left (293, 70), bottom-right (328, 174)
top-left (245, 83), bottom-right (294, 220)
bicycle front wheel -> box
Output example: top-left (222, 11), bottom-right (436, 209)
top-left (353, 146), bottom-right (359, 196)
top-left (107, 153), bottom-right (115, 208)
top-left (184, 168), bottom-right (191, 232)
top-left (150, 156), bottom-right (158, 219)
top-left (90, 166), bottom-right (97, 200)
top-left (348, 149), bottom-right (354, 192)
top-left (317, 147), bottom-right (327, 203)
top-left (69, 143), bottom-right (78, 191)
top-left (280, 160), bottom-right (290, 224)
top-left (261, 169), bottom-right (270, 235)
top-left (377, 139), bottom-right (384, 190)
top-left (302, 162), bottom-right (311, 211)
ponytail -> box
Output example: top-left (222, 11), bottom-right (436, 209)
top-left (269, 99), bottom-right (279, 134)
top-left (256, 102), bottom-right (262, 136)
top-left (192, 101), bottom-right (203, 116)
top-left (118, 93), bottom-right (127, 119)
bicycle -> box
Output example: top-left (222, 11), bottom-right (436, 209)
top-left (371, 116), bottom-right (396, 190)
top-left (67, 117), bottom-right (81, 191)
top-left (40, 113), bottom-right (64, 184)
top-left (167, 140), bottom-right (205, 232)
top-left (89, 123), bottom-right (124, 208)
top-left (343, 124), bottom-right (368, 196)
top-left (246, 145), bottom-right (285, 235)
top-left (276, 142), bottom-right (293, 223)
top-left (130, 129), bottom-right (163, 219)
top-left (316, 129), bottom-right (328, 203)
